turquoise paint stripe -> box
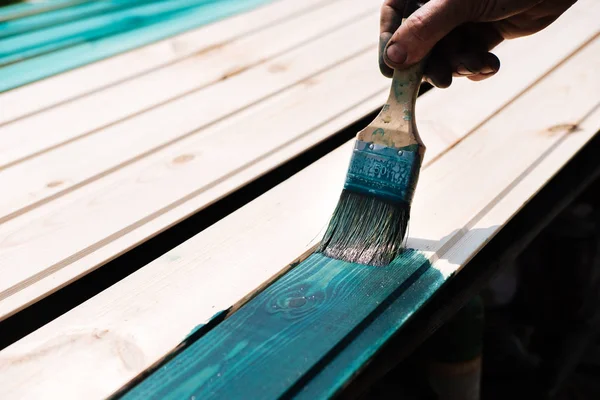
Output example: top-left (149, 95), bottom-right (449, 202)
top-left (0, 0), bottom-right (88, 22)
top-left (0, 0), bottom-right (273, 92)
top-left (118, 251), bottom-right (443, 400)
top-left (0, 0), bottom-right (158, 39)
top-left (294, 266), bottom-right (446, 398)
top-left (0, 0), bottom-right (220, 65)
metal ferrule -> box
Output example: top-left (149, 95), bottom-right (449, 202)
top-left (343, 140), bottom-right (422, 205)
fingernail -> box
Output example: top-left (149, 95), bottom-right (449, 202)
top-left (480, 65), bottom-right (496, 75)
top-left (456, 64), bottom-right (474, 76)
top-left (386, 43), bottom-right (407, 65)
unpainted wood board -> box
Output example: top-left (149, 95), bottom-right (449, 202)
top-left (0, 0), bottom-right (330, 124)
top-left (0, 0), bottom-right (245, 66)
top-left (0, 0), bottom-right (89, 22)
top-left (414, 0), bottom-right (600, 166)
top-left (117, 36), bottom-right (600, 399)
top-left (0, 50), bottom-right (388, 319)
top-left (0, 0), bottom-right (596, 317)
top-left (1, 25), bottom-right (599, 400)
top-left (0, 0), bottom-right (276, 92)
top-left (0, 0), bottom-right (376, 171)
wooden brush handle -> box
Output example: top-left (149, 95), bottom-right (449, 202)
top-left (357, 61), bottom-right (423, 148)
top-left (357, 60), bottom-right (425, 148)
top-left (358, 1), bottom-right (427, 149)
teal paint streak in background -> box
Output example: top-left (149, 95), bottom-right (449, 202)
top-left (119, 250), bottom-right (444, 399)
top-left (0, 0), bottom-right (156, 39)
top-left (0, 0), bottom-right (275, 93)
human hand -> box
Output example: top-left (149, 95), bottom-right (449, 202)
top-left (379, 0), bottom-right (578, 88)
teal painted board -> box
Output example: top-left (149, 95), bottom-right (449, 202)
top-left (0, 0), bottom-right (273, 92)
top-left (118, 250), bottom-right (443, 400)
top-left (0, 0), bottom-right (219, 66)
top-left (0, 0), bottom-right (88, 22)
top-left (294, 266), bottom-right (446, 398)
top-left (0, 0), bottom-right (157, 39)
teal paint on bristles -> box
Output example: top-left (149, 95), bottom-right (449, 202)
top-left (318, 0), bottom-right (426, 267)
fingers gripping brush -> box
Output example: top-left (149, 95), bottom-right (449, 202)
top-left (318, 1), bottom-right (427, 267)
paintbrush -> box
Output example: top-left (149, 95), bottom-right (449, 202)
top-left (318, 0), bottom-right (426, 266)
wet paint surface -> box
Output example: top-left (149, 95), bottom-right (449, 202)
top-left (120, 250), bottom-right (443, 399)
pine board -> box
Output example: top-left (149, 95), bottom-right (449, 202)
top-left (0, 9), bottom-right (383, 320)
top-left (0, 11), bottom-right (597, 400)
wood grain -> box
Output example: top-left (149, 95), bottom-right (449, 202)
top-left (0, 0), bottom-right (330, 124)
top-left (0, 11), bottom-right (383, 319)
top-left (0, 0), bottom-right (596, 320)
top-left (0, 17), bottom-right (598, 400)
top-left (0, 0), bottom-right (375, 170)
top-left (120, 251), bottom-right (437, 400)
top-left (120, 35), bottom-right (600, 399)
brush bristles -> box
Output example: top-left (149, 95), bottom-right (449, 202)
top-left (318, 190), bottom-right (409, 266)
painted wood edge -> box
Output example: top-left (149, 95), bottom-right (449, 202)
top-left (0, 0), bottom-right (315, 94)
top-left (0, 0), bottom-right (158, 39)
top-left (0, 0), bottom-right (244, 66)
top-left (116, 36), bottom-right (600, 399)
top-left (0, 0), bottom-right (90, 22)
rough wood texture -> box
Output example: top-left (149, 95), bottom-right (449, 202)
top-left (0, 4), bottom-right (597, 398)
top-left (121, 35), bottom-right (600, 399)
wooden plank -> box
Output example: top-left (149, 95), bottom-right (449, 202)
top-left (0, 12), bottom-right (597, 400)
top-left (0, 10), bottom-right (382, 319)
top-left (0, 0), bottom-right (89, 23)
top-left (0, 0), bottom-right (329, 124)
top-left (114, 35), bottom-right (600, 399)
top-left (0, 0), bottom-right (274, 92)
top-left (0, 0), bottom-right (154, 39)
top-left (0, 0), bottom-right (595, 317)
top-left (0, 0), bottom-right (259, 66)
top-left (0, 0), bottom-right (375, 170)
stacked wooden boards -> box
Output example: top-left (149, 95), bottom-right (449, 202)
top-left (0, 0), bottom-right (599, 398)
top-left (0, 0), bottom-right (275, 92)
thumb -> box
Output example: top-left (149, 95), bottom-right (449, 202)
top-left (384, 0), bottom-right (469, 68)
